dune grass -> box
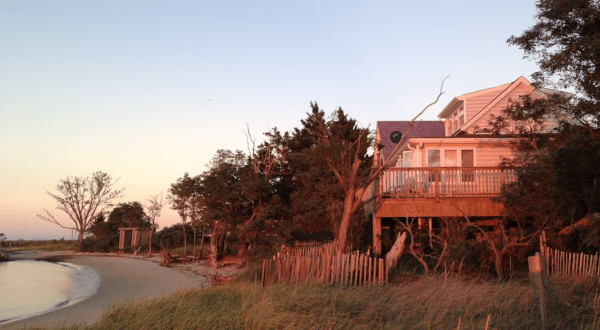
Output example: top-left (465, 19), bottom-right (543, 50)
top-left (15, 240), bottom-right (80, 252)
top-left (22, 271), bottom-right (600, 330)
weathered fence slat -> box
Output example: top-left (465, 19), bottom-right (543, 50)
top-left (262, 241), bottom-right (388, 287)
top-left (539, 233), bottom-right (599, 280)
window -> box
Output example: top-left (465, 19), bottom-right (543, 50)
top-left (403, 151), bottom-right (413, 167)
top-left (461, 150), bottom-right (474, 182)
top-left (428, 150), bottom-right (441, 182)
top-left (458, 107), bottom-right (465, 127)
top-left (453, 112), bottom-right (458, 131)
top-left (428, 150), bottom-right (440, 167)
top-left (444, 150), bottom-right (457, 167)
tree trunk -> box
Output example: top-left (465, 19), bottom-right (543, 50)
top-left (385, 232), bottom-right (406, 273)
top-left (494, 251), bottom-right (504, 279)
top-left (78, 231), bottom-right (83, 243)
top-left (147, 231), bottom-right (153, 256)
top-left (209, 221), bottom-right (224, 267)
top-left (337, 189), bottom-right (356, 254)
top-left (182, 224), bottom-right (187, 257)
top-left (198, 229), bottom-right (206, 259)
top-left (237, 234), bottom-right (248, 257)
top-left (192, 225), bottom-right (197, 259)
top-left (559, 214), bottom-right (593, 236)
top-left (209, 234), bottom-right (218, 267)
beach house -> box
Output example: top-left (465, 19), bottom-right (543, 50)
top-left (366, 76), bottom-right (568, 256)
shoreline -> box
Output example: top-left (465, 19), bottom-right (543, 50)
top-left (1, 250), bottom-right (239, 329)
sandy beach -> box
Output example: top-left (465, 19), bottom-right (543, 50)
top-left (1, 250), bottom-right (237, 329)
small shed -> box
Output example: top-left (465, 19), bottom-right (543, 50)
top-left (118, 227), bottom-right (152, 251)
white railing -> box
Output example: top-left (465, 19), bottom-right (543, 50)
top-left (378, 167), bottom-right (516, 198)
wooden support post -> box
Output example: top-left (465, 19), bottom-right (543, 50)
top-left (373, 216), bottom-right (382, 258)
top-left (529, 252), bottom-right (548, 330)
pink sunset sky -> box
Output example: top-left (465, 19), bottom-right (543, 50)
top-left (1, 0), bottom-right (540, 240)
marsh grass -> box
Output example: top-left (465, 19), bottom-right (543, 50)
top-left (22, 272), bottom-right (600, 330)
top-left (18, 240), bottom-right (79, 252)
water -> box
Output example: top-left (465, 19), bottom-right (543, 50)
top-left (0, 260), bottom-right (100, 324)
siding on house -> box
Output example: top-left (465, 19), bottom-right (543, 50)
top-left (463, 84), bottom-right (510, 121)
top-left (466, 82), bottom-right (534, 134)
top-left (399, 137), bottom-right (513, 168)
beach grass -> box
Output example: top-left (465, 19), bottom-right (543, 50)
top-left (16, 240), bottom-right (80, 252)
top-left (21, 272), bottom-right (600, 330)
top-left (169, 244), bottom-right (208, 257)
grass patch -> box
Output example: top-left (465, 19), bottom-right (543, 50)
top-left (20, 274), bottom-right (600, 329)
top-left (18, 240), bottom-right (79, 252)
top-left (169, 244), bottom-right (207, 257)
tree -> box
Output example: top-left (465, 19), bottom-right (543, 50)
top-left (508, 0), bottom-right (600, 106)
top-left (287, 105), bottom-right (372, 252)
top-left (38, 171), bottom-right (124, 242)
top-left (106, 201), bottom-right (149, 228)
top-left (496, 0), bottom-right (600, 249)
top-left (197, 150), bottom-right (247, 263)
top-left (169, 173), bottom-right (196, 258)
top-left (84, 202), bottom-right (150, 252)
top-left (289, 83), bottom-right (446, 254)
top-left (144, 192), bottom-right (167, 256)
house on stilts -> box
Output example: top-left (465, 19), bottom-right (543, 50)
top-left (365, 76), bottom-right (571, 257)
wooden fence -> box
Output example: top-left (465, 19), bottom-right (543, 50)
top-left (540, 233), bottom-right (600, 279)
top-left (262, 242), bottom-right (387, 286)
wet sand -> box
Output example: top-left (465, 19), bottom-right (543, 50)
top-left (1, 251), bottom-right (227, 329)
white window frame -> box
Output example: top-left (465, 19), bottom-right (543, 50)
top-left (424, 148), bottom-right (477, 167)
top-left (402, 151), bottom-right (413, 167)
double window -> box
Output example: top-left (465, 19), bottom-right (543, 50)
top-left (448, 106), bottom-right (465, 134)
top-left (427, 149), bottom-right (475, 182)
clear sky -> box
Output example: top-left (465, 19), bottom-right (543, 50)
top-left (1, 0), bottom-right (541, 240)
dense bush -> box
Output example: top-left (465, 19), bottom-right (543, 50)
top-left (79, 233), bottom-right (120, 253)
top-left (155, 223), bottom-right (195, 250)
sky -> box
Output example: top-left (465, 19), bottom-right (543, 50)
top-left (0, 0), bottom-right (542, 240)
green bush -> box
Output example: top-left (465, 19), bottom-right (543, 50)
top-left (80, 234), bottom-right (120, 252)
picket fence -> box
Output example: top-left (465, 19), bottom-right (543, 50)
top-left (262, 242), bottom-right (387, 286)
top-left (540, 232), bottom-right (600, 279)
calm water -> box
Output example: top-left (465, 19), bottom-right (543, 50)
top-left (0, 260), bottom-right (100, 324)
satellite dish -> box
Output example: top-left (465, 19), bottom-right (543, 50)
top-left (390, 131), bottom-right (402, 144)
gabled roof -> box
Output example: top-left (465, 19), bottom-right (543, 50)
top-left (377, 121), bottom-right (445, 160)
top-left (438, 82), bottom-right (511, 118)
top-left (458, 77), bottom-right (536, 134)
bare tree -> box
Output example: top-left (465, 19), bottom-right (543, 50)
top-left (315, 77), bottom-right (448, 254)
top-left (38, 171), bottom-right (124, 242)
top-left (145, 191), bottom-right (167, 256)
top-left (444, 198), bottom-right (548, 279)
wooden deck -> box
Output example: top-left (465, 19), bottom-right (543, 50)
top-left (378, 167), bottom-right (516, 198)
top-left (369, 167), bottom-right (517, 256)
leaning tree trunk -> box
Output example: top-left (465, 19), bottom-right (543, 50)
top-left (337, 189), bottom-right (357, 254)
top-left (385, 232), bottom-right (407, 273)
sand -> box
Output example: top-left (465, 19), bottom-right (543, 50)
top-left (1, 250), bottom-right (237, 329)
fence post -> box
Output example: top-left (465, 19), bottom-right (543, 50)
top-left (529, 252), bottom-right (548, 330)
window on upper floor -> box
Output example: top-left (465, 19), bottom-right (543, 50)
top-left (458, 107), bottom-right (465, 127)
top-left (453, 113), bottom-right (458, 131)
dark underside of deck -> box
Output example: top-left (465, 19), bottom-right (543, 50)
top-left (375, 197), bottom-right (505, 218)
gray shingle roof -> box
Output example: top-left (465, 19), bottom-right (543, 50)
top-left (377, 121), bottom-right (445, 160)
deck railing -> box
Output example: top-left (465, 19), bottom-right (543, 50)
top-left (378, 167), bottom-right (516, 198)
